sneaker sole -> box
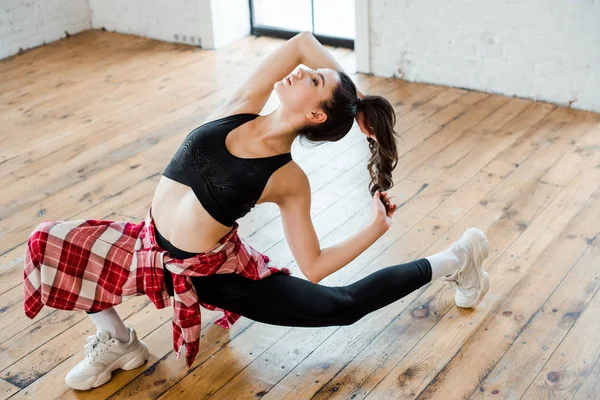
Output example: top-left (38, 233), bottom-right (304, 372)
top-left (65, 341), bottom-right (149, 391)
top-left (455, 229), bottom-right (490, 308)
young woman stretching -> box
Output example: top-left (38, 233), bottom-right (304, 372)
top-left (23, 31), bottom-right (490, 391)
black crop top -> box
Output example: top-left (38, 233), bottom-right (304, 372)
top-left (162, 113), bottom-right (293, 227)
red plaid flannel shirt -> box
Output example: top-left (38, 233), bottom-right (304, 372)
top-left (24, 208), bottom-right (290, 367)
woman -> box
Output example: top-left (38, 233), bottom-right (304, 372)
top-left (23, 32), bottom-right (490, 391)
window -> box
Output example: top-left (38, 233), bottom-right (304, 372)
top-left (249, 0), bottom-right (355, 49)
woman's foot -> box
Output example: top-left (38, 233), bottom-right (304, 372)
top-left (65, 327), bottom-right (149, 391)
top-left (441, 228), bottom-right (490, 308)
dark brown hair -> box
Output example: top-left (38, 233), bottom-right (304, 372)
top-left (297, 71), bottom-right (399, 196)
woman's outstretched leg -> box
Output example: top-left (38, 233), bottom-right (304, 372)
top-left (191, 257), bottom-right (446, 327)
top-left (190, 228), bottom-right (490, 326)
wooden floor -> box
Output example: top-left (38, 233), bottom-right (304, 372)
top-left (1, 30), bottom-right (599, 400)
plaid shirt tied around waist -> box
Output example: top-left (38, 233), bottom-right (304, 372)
top-left (24, 208), bottom-right (290, 367)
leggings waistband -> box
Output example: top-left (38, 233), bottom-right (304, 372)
top-left (154, 226), bottom-right (200, 260)
top-left (154, 227), bottom-right (199, 297)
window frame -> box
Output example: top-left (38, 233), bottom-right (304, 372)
top-left (248, 0), bottom-right (355, 49)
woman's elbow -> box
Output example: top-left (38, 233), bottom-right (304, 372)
top-left (301, 264), bottom-right (321, 284)
top-left (294, 31), bottom-right (315, 53)
top-left (306, 272), bottom-right (322, 285)
top-left (305, 251), bottom-right (323, 284)
top-left (297, 31), bottom-right (313, 39)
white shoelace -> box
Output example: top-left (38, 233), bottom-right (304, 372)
top-left (83, 335), bottom-right (111, 363)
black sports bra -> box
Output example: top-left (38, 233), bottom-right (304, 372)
top-left (162, 113), bottom-right (293, 227)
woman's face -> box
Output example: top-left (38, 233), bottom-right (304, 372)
top-left (274, 67), bottom-right (340, 123)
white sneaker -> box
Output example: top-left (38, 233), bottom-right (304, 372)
top-left (441, 228), bottom-right (490, 308)
top-left (65, 327), bottom-right (149, 391)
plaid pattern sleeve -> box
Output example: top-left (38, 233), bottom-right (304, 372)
top-left (24, 208), bottom-right (291, 368)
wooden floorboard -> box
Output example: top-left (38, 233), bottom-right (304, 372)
top-left (1, 30), bottom-right (599, 400)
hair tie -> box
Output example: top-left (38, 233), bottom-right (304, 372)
top-left (356, 97), bottom-right (362, 110)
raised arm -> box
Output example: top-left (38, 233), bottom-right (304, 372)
top-left (274, 165), bottom-right (396, 284)
top-left (296, 32), bottom-right (365, 99)
top-left (221, 31), bottom-right (364, 116)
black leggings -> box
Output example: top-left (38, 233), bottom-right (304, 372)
top-left (157, 228), bottom-right (433, 327)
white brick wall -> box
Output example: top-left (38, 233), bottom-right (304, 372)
top-left (0, 0), bottom-right (250, 60)
top-left (89, 0), bottom-right (212, 48)
top-left (369, 0), bottom-right (600, 113)
top-left (89, 0), bottom-right (250, 49)
top-left (0, 0), bottom-right (91, 60)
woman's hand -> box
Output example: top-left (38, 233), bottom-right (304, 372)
top-left (371, 191), bottom-right (397, 232)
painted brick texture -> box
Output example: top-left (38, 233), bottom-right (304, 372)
top-left (369, 0), bottom-right (600, 112)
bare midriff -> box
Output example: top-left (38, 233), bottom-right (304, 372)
top-left (150, 177), bottom-right (236, 254)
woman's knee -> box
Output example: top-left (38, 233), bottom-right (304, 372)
top-left (315, 287), bottom-right (362, 321)
top-left (331, 300), bottom-right (365, 325)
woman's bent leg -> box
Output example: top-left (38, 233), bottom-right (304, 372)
top-left (191, 258), bottom-right (432, 327)
top-left (24, 218), bottom-right (152, 391)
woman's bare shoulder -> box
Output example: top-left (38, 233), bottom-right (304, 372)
top-left (261, 160), bottom-right (310, 205)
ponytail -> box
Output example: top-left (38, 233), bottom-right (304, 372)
top-left (358, 95), bottom-right (399, 196)
top-left (294, 71), bottom-right (399, 197)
